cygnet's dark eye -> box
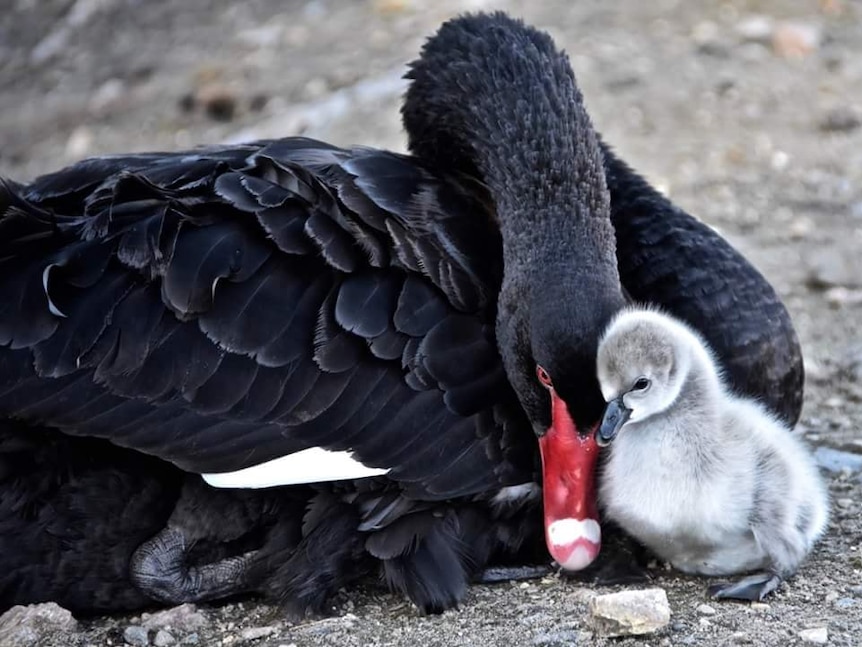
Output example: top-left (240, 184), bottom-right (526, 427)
top-left (536, 365), bottom-right (553, 389)
top-left (632, 377), bottom-right (651, 392)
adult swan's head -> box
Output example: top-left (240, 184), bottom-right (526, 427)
top-left (403, 13), bottom-right (625, 570)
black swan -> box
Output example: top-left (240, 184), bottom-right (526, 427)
top-left (594, 307), bottom-right (826, 601)
top-left (0, 12), bottom-right (803, 614)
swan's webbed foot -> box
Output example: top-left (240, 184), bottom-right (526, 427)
top-left (476, 564), bottom-right (553, 584)
top-left (130, 527), bottom-right (257, 604)
top-left (707, 572), bottom-right (783, 601)
top-left (128, 477), bottom-right (283, 604)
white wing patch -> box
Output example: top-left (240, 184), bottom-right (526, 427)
top-left (202, 447), bottom-right (391, 489)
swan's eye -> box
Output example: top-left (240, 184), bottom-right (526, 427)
top-left (536, 365), bottom-right (553, 389)
top-left (632, 377), bottom-right (650, 392)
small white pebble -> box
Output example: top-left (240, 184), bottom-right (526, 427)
top-left (798, 626), bottom-right (828, 644)
top-left (587, 588), bottom-right (671, 637)
top-left (788, 218), bottom-right (813, 240)
top-left (735, 15), bottom-right (774, 42)
top-left (772, 21), bottom-right (821, 58)
top-left (770, 150), bottom-right (790, 170)
top-left (696, 604), bottom-right (716, 616)
top-left (65, 126), bottom-right (94, 159)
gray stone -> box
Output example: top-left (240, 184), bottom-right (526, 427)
top-left (293, 614), bottom-right (357, 636)
top-left (154, 629), bottom-right (177, 646)
top-left (806, 248), bottom-right (862, 290)
top-left (124, 625), bottom-right (150, 646)
top-left (825, 287), bottom-right (862, 308)
top-left (819, 108), bottom-right (861, 133)
top-left (239, 626), bottom-right (278, 641)
top-left (814, 447), bottom-right (862, 474)
top-left (142, 604), bottom-right (208, 633)
top-left (586, 588), bottom-right (671, 637)
top-left (0, 603), bottom-right (79, 647)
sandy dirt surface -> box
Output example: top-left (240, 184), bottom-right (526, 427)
top-left (1, 0), bottom-right (861, 645)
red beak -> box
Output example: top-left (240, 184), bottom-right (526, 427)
top-left (537, 388), bottom-right (601, 570)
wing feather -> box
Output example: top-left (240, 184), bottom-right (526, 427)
top-left (0, 139), bottom-right (528, 500)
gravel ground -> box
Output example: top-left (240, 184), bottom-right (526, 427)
top-left (1, 0), bottom-right (861, 645)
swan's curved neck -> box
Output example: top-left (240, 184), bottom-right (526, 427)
top-left (403, 15), bottom-right (620, 283)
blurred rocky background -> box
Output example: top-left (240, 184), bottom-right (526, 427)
top-left (0, 1), bottom-right (860, 645)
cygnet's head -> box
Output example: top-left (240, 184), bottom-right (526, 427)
top-left (595, 308), bottom-right (699, 446)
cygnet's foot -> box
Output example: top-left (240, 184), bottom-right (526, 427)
top-left (707, 572), bottom-right (783, 601)
top-left (476, 564), bottom-right (554, 584)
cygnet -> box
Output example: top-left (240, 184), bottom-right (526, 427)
top-left (594, 307), bottom-right (828, 601)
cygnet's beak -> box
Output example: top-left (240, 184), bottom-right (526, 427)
top-left (597, 396), bottom-right (631, 447)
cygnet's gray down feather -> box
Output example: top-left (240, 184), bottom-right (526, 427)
top-left (595, 307), bottom-right (828, 600)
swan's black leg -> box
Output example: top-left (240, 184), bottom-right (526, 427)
top-left (707, 572), bottom-right (783, 601)
top-left (130, 528), bottom-right (257, 603)
top-left (129, 477), bottom-right (286, 604)
top-left (476, 564), bottom-right (553, 583)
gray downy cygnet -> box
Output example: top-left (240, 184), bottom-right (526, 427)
top-left (594, 307), bottom-right (828, 601)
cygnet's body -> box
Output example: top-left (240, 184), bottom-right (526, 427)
top-left (595, 308), bottom-right (828, 601)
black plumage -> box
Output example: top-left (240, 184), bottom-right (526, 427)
top-left (0, 424), bottom-right (182, 614)
top-left (0, 12), bottom-right (802, 614)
